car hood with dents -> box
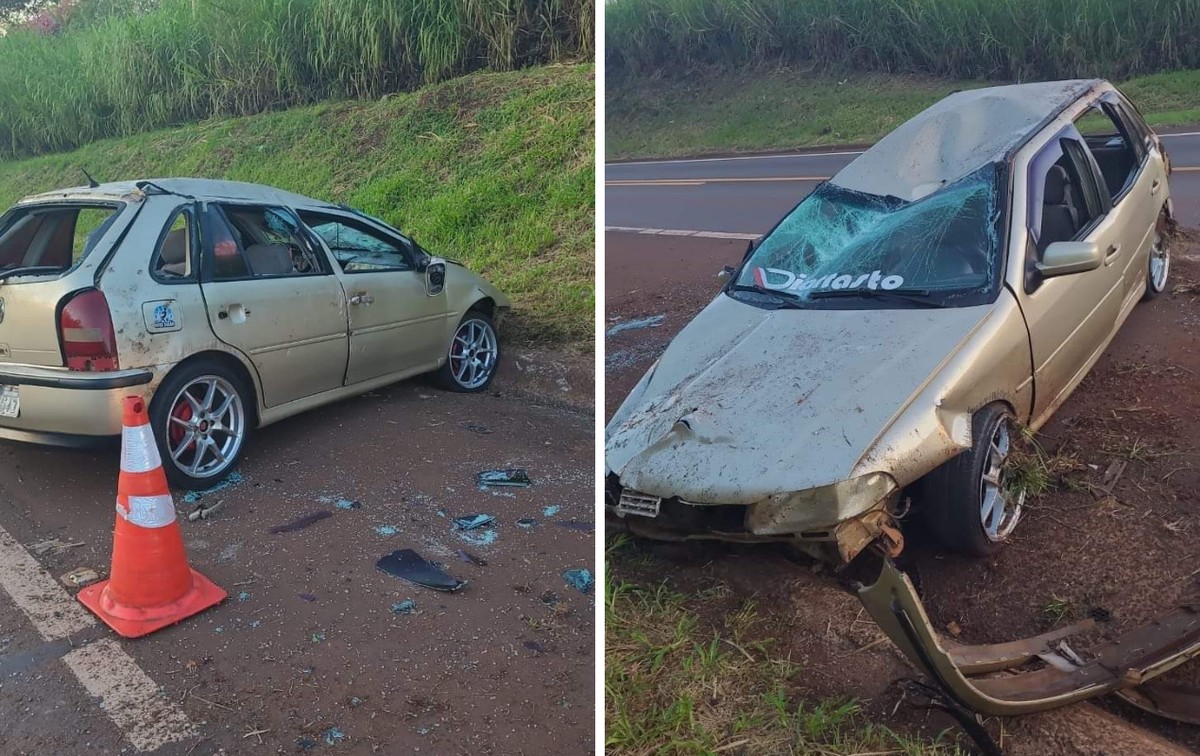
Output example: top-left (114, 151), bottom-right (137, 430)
top-left (606, 294), bottom-right (994, 504)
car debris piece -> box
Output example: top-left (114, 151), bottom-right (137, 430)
top-left (523, 640), bottom-right (546, 655)
top-left (31, 538), bottom-right (85, 556)
top-left (455, 549), bottom-right (487, 566)
top-left (299, 593), bottom-right (317, 602)
top-left (563, 568), bottom-right (594, 594)
top-left (453, 514), bottom-right (496, 531)
top-left (187, 498), bottom-right (226, 522)
top-left (856, 558), bottom-right (1200, 716)
top-left (61, 568), bottom-right (100, 588)
top-left (391, 599), bottom-right (417, 615)
top-left (1115, 679), bottom-right (1200, 725)
top-left (543, 505), bottom-right (561, 517)
top-left (461, 422), bottom-right (493, 435)
top-left (517, 518), bottom-right (536, 529)
top-left (376, 549), bottom-right (467, 592)
top-left (268, 510), bottom-right (332, 534)
top-left (477, 469), bottom-right (532, 488)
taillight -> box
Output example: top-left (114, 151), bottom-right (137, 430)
top-left (59, 289), bottom-right (119, 371)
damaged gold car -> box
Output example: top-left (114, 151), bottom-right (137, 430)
top-left (605, 79), bottom-right (1173, 562)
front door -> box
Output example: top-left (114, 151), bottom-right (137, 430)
top-left (296, 210), bottom-right (449, 385)
top-left (1018, 131), bottom-right (1125, 425)
top-left (199, 203), bottom-right (349, 408)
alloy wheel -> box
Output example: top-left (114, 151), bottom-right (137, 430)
top-left (166, 375), bottom-right (246, 479)
top-left (979, 419), bottom-right (1023, 542)
top-left (448, 319), bottom-right (498, 390)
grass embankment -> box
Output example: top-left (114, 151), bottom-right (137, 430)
top-left (605, 537), bottom-right (961, 755)
top-left (0, 65), bottom-right (594, 345)
top-left (607, 68), bottom-right (1200, 160)
top-left (606, 0), bottom-right (1200, 81)
top-left (0, 0), bottom-right (592, 158)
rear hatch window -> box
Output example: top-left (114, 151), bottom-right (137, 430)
top-left (0, 203), bottom-right (123, 278)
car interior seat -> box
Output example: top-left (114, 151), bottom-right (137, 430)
top-left (1039, 165), bottom-right (1080, 254)
top-left (245, 243), bottom-right (294, 276)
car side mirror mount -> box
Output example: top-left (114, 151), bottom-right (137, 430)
top-left (717, 265), bottom-right (737, 281)
top-left (425, 256), bottom-right (446, 296)
top-left (1036, 241), bottom-right (1102, 278)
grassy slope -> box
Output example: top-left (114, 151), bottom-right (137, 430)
top-left (607, 68), bottom-right (1200, 160)
top-left (0, 63), bottom-right (594, 345)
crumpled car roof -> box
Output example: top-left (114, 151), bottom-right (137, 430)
top-left (831, 79), bottom-right (1103, 202)
top-left (20, 177), bottom-right (330, 209)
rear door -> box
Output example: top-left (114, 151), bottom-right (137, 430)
top-left (1018, 130), bottom-right (1125, 423)
top-left (198, 203), bottom-right (348, 408)
top-left (296, 210), bottom-right (449, 385)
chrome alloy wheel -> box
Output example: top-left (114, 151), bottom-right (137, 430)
top-left (449, 318), bottom-right (498, 390)
top-left (166, 376), bottom-right (246, 479)
top-left (979, 419), bottom-right (1024, 542)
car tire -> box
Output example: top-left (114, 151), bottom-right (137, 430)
top-left (149, 359), bottom-right (252, 490)
top-left (1142, 212), bottom-right (1171, 301)
top-left (919, 403), bottom-right (1024, 557)
top-left (432, 311), bottom-right (501, 393)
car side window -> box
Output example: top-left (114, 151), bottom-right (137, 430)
top-left (297, 211), bottom-right (414, 273)
top-left (151, 209), bottom-right (194, 281)
top-left (1074, 100), bottom-right (1143, 202)
top-left (204, 205), bottom-right (326, 281)
top-left (1026, 135), bottom-right (1098, 260)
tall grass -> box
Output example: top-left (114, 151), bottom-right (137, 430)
top-left (606, 0), bottom-right (1200, 83)
top-left (0, 0), bottom-right (593, 158)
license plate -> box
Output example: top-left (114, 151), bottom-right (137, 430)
top-left (0, 385), bottom-right (18, 418)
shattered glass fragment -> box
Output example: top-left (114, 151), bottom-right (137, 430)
top-left (477, 469), bottom-right (532, 488)
top-left (563, 568), bottom-right (594, 594)
top-left (452, 514), bottom-right (495, 531)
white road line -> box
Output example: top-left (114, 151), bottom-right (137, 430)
top-left (1160, 132), bottom-right (1200, 139)
top-left (63, 639), bottom-right (198, 752)
top-left (605, 225), bottom-right (759, 240)
top-left (0, 523), bottom-right (197, 751)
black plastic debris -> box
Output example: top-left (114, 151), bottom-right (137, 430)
top-left (477, 469), bottom-right (532, 488)
top-left (554, 518), bottom-right (595, 533)
top-left (540, 590), bottom-right (559, 606)
top-left (299, 593), bottom-right (317, 602)
top-left (516, 518), bottom-right (536, 529)
top-left (455, 549), bottom-right (488, 567)
top-left (452, 514), bottom-right (496, 531)
top-left (461, 422), bottom-right (493, 435)
top-left (376, 549), bottom-right (467, 592)
top-left (268, 510), bottom-right (332, 534)
top-left (523, 640), bottom-right (545, 655)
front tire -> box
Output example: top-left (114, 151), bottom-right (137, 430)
top-left (920, 403), bottom-right (1024, 556)
top-left (150, 359), bottom-right (251, 490)
top-left (433, 312), bottom-right (500, 393)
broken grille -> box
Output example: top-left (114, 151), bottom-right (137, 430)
top-left (616, 490), bottom-right (661, 518)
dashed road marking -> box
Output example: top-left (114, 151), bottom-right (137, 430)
top-left (0, 523), bottom-right (197, 751)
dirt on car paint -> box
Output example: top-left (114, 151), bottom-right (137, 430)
top-left (0, 359), bottom-right (593, 755)
top-left (605, 230), bottom-right (1200, 752)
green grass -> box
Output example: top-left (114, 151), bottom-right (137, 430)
top-left (605, 0), bottom-right (1200, 82)
top-left (0, 64), bottom-right (594, 345)
top-left (607, 68), bottom-right (1200, 160)
top-left (605, 536), bottom-right (961, 755)
top-left (0, 0), bottom-right (593, 158)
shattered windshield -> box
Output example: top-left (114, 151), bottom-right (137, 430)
top-left (733, 163), bottom-right (1005, 308)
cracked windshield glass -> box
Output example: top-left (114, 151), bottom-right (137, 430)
top-left (735, 163), bottom-right (1003, 307)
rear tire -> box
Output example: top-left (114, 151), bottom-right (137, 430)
top-left (433, 312), bottom-right (500, 393)
top-left (150, 359), bottom-right (251, 490)
top-left (919, 403), bottom-right (1024, 557)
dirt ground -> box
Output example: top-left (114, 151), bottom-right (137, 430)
top-left (0, 349), bottom-right (594, 755)
top-left (604, 230), bottom-right (1200, 753)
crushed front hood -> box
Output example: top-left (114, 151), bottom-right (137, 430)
top-left (606, 294), bottom-right (992, 503)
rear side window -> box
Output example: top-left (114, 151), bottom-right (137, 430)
top-left (0, 204), bottom-right (121, 273)
top-left (204, 205), bottom-right (326, 281)
top-left (151, 209), bottom-right (195, 281)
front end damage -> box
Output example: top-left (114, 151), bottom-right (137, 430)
top-left (857, 558), bottom-right (1200, 723)
top-left (606, 473), bottom-right (905, 563)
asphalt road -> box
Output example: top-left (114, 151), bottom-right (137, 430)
top-left (0, 358), bottom-right (594, 755)
top-left (606, 129), bottom-right (1200, 233)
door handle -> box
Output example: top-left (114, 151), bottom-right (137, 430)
top-left (1104, 244), bottom-right (1121, 265)
top-left (1151, 179), bottom-right (1161, 196)
top-left (220, 304), bottom-right (250, 322)
top-left (349, 292), bottom-right (374, 306)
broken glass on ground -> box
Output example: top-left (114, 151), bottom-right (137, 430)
top-left (391, 599), bottom-right (417, 615)
top-left (606, 314), bottom-right (665, 337)
top-left (452, 514), bottom-right (495, 531)
top-left (268, 510), bottom-right (332, 534)
top-left (476, 469), bottom-right (532, 488)
top-left (517, 518), bottom-right (536, 529)
top-left (376, 549), bottom-right (467, 592)
top-left (563, 568), bottom-right (594, 594)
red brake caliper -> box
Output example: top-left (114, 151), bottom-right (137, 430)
top-left (169, 400), bottom-right (196, 451)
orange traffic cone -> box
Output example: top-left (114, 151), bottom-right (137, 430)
top-left (78, 396), bottom-right (226, 638)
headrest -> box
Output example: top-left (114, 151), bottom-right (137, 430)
top-left (160, 228), bottom-right (187, 264)
top-left (1044, 165), bottom-right (1069, 205)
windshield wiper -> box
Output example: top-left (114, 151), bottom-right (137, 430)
top-left (0, 266), bottom-right (66, 281)
top-left (727, 283), bottom-right (805, 309)
top-left (809, 287), bottom-right (945, 308)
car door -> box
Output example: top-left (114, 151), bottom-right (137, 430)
top-left (296, 209), bottom-right (449, 385)
top-left (1076, 94), bottom-right (1161, 310)
top-left (198, 203), bottom-right (349, 408)
top-left (1017, 129), bottom-right (1125, 424)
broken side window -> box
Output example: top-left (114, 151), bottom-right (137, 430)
top-left (733, 163), bottom-right (1003, 308)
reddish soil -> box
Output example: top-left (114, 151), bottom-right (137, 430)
top-left (605, 229), bottom-right (1200, 752)
top-left (0, 353), bottom-right (594, 755)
